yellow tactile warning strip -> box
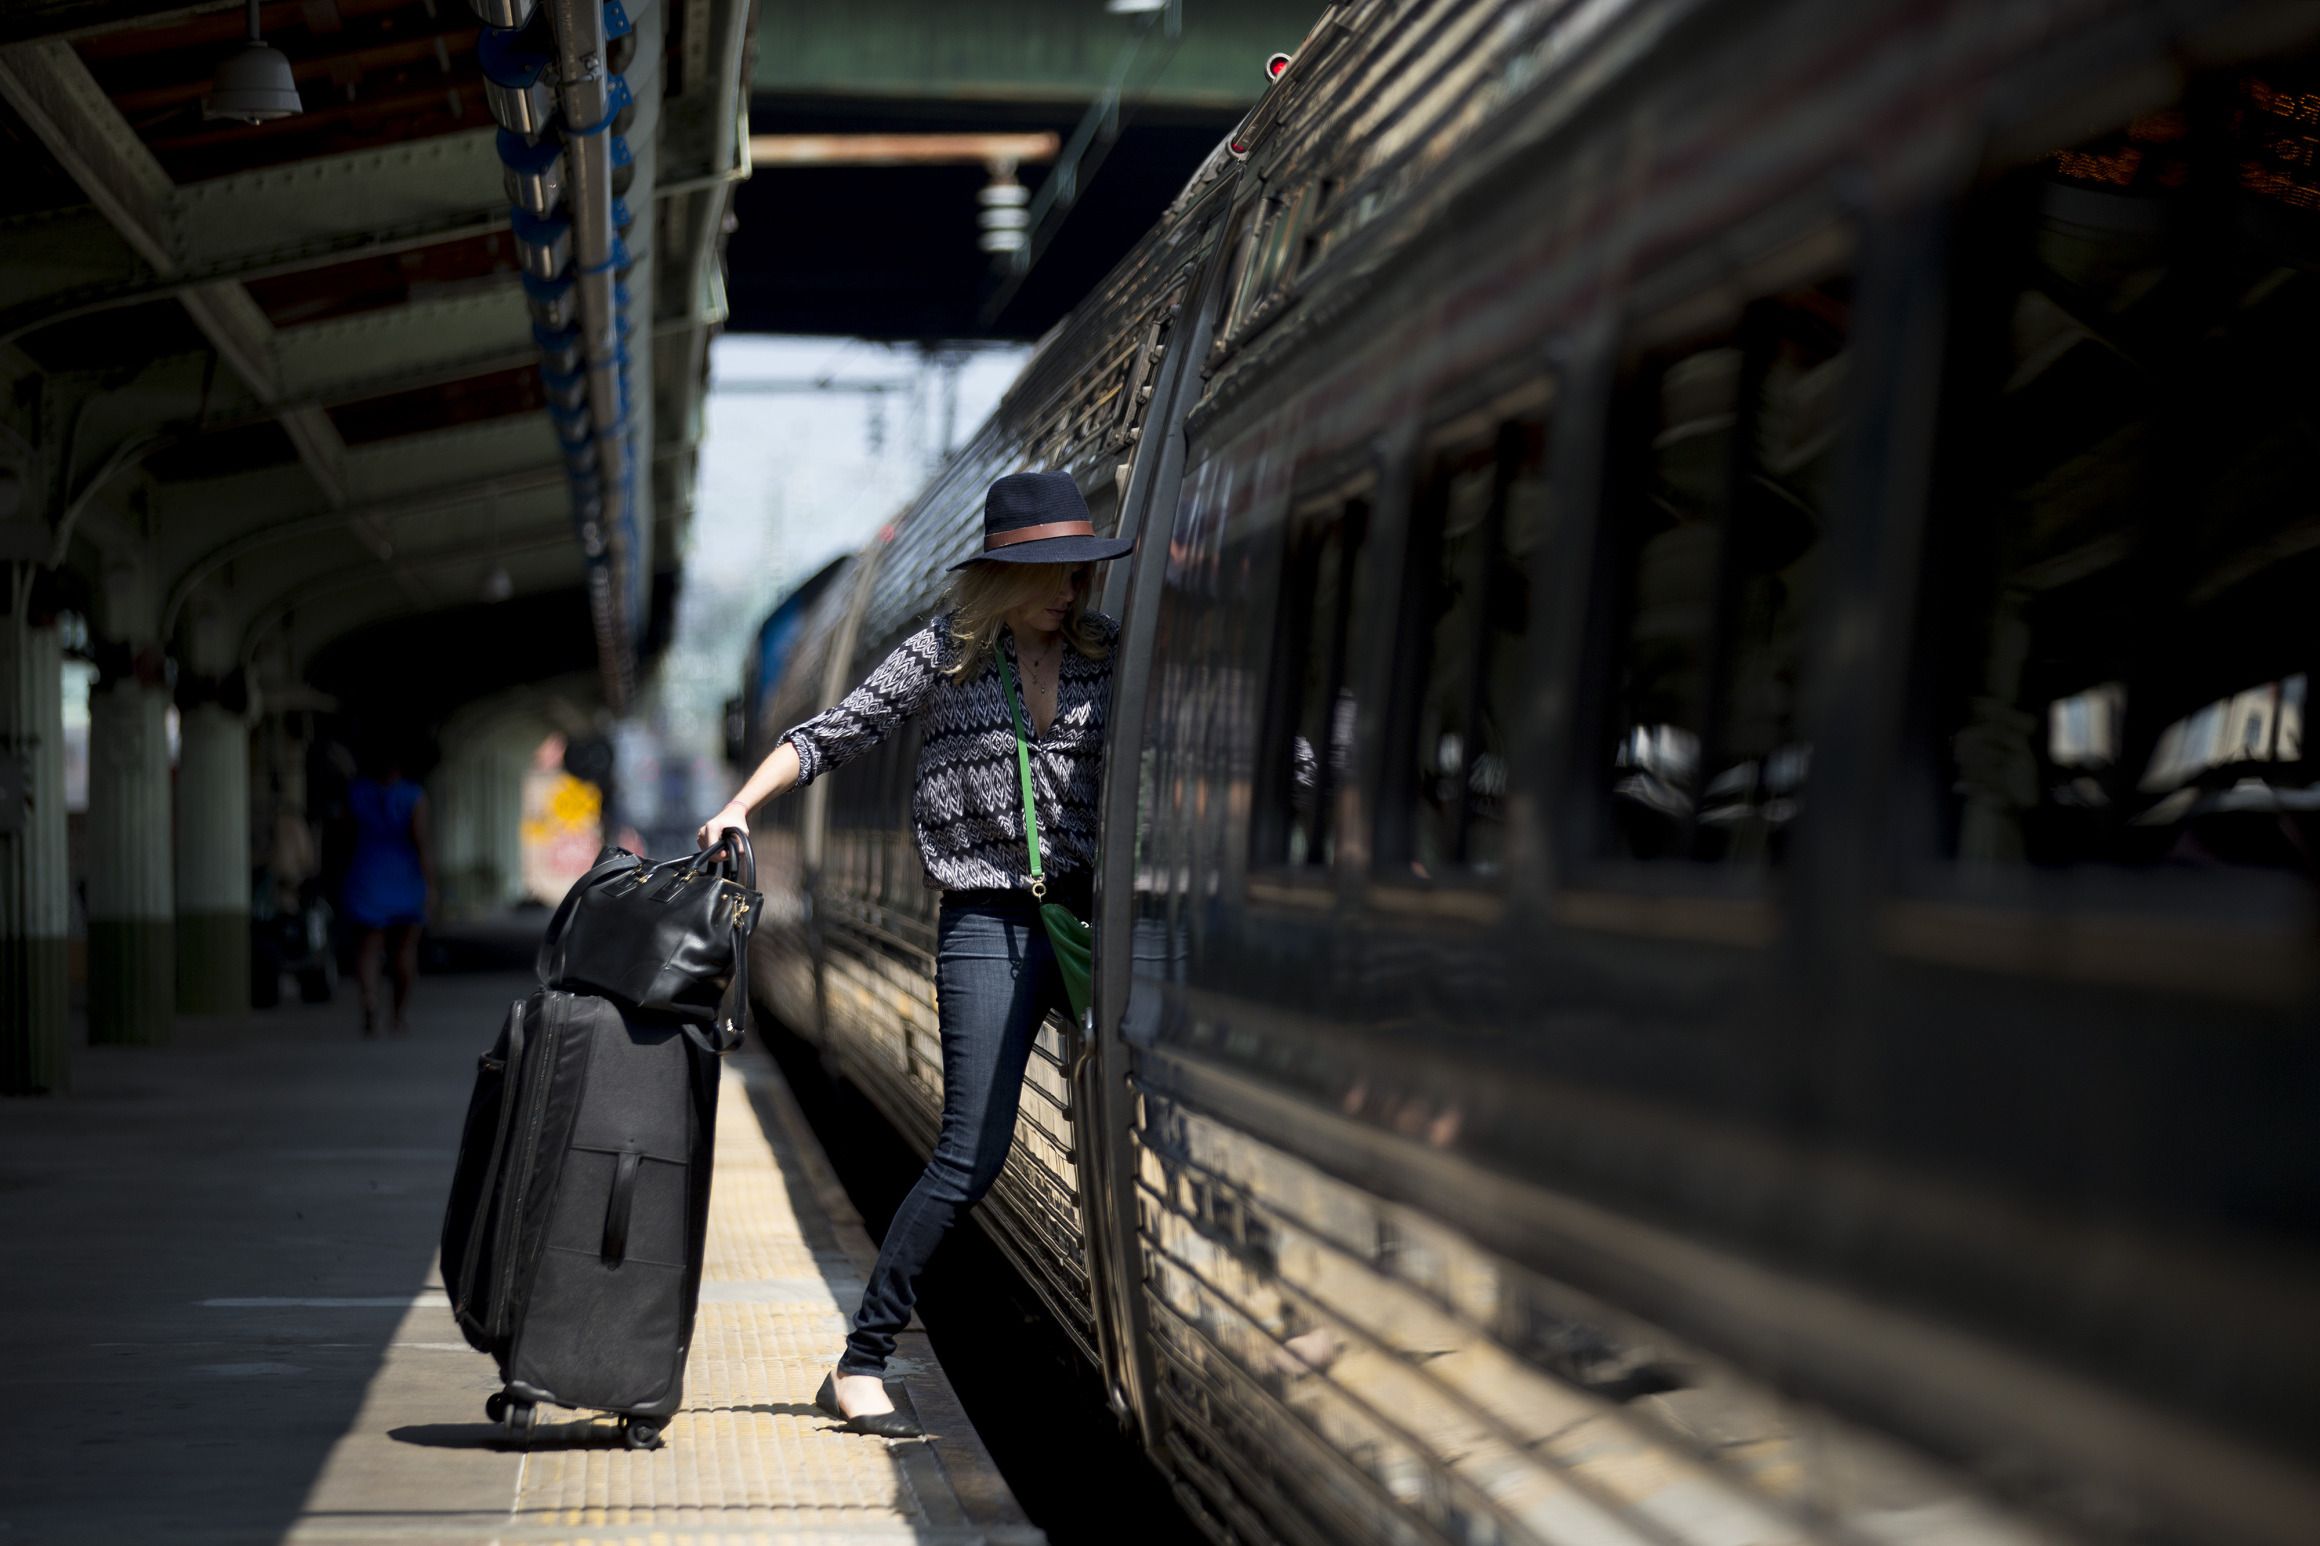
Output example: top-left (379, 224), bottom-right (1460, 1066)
top-left (502, 1054), bottom-right (1042, 1545)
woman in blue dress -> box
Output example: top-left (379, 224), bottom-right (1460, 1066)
top-left (342, 750), bottom-right (435, 1037)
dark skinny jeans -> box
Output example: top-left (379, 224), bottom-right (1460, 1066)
top-left (838, 882), bottom-right (1082, 1377)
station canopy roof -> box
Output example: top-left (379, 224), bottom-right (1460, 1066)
top-left (0, 0), bottom-right (1315, 725)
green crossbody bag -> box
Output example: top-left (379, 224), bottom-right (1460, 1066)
top-left (997, 649), bottom-right (1095, 1020)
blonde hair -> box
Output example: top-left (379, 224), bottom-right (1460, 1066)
top-left (942, 560), bottom-right (1109, 683)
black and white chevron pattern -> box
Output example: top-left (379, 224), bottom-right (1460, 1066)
top-left (781, 612), bottom-right (1115, 893)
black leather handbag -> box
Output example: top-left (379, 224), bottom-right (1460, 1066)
top-left (535, 826), bottom-right (761, 1052)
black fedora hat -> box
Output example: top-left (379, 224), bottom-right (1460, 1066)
top-left (949, 470), bottom-right (1135, 570)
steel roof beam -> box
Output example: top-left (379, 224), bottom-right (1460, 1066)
top-left (0, 156), bottom-right (745, 360)
top-left (169, 128), bottom-right (506, 278)
top-left (0, 51), bottom-right (172, 268)
top-left (162, 463), bottom-right (580, 636)
top-left (0, 41), bottom-right (354, 510)
top-left (0, 1), bottom-right (235, 47)
top-left (220, 484), bottom-right (576, 622)
top-left (45, 289), bottom-right (721, 443)
top-left (155, 429), bottom-right (690, 629)
top-left (152, 415), bottom-right (559, 582)
top-left (270, 287), bottom-right (539, 405)
top-left (240, 526), bottom-right (585, 663)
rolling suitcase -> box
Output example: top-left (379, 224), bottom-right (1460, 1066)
top-left (439, 831), bottom-right (758, 1448)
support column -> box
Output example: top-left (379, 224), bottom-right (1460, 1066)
top-left (175, 702), bottom-right (249, 1012)
top-left (87, 654), bottom-right (173, 1045)
top-left (427, 753), bottom-right (474, 917)
top-left (437, 736), bottom-right (531, 917)
top-left (174, 615), bottom-right (249, 1013)
top-left (1, 574), bottom-right (71, 1093)
top-left (433, 713), bottom-right (538, 917)
top-left (482, 736), bottom-right (529, 910)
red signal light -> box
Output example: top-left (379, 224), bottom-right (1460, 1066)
top-left (1266, 52), bottom-right (1292, 80)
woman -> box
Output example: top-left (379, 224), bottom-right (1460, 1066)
top-left (698, 470), bottom-right (1131, 1437)
top-left (342, 746), bottom-right (435, 1038)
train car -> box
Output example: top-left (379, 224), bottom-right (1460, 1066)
top-left (741, 2), bottom-right (2320, 1542)
top-left (734, 557), bottom-right (852, 772)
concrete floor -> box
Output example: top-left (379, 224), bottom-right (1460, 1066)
top-left (0, 966), bottom-right (1036, 1545)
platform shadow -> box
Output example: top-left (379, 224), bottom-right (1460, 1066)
top-left (0, 972), bottom-right (547, 1544)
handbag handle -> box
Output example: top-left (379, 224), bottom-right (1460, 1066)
top-left (702, 824), bottom-right (756, 893)
top-left (623, 827), bottom-right (752, 893)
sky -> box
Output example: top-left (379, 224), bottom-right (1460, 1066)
top-left (629, 334), bottom-right (1029, 830)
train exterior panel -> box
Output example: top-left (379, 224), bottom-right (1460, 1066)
top-left (741, 2), bottom-right (2320, 1542)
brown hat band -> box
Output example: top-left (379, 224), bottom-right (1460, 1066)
top-left (986, 519), bottom-right (1095, 549)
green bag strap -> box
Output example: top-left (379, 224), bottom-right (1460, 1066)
top-left (996, 646), bottom-right (1049, 900)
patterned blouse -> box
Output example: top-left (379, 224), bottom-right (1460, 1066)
top-left (780, 612), bottom-right (1117, 893)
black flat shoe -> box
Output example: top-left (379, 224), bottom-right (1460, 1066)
top-left (814, 1372), bottom-right (924, 1439)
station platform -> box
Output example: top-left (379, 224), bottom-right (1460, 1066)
top-left (0, 969), bottom-right (1039, 1546)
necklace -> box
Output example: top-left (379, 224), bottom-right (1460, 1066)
top-left (1018, 632), bottom-right (1060, 683)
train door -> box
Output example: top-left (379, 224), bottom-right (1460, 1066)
top-left (1085, 185), bottom-right (1250, 1446)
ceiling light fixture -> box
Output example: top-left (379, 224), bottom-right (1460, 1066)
top-left (204, 0), bottom-right (303, 124)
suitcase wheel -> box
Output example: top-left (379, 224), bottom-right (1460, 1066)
top-left (502, 1400), bottom-right (536, 1440)
top-left (485, 1391), bottom-right (508, 1423)
top-left (622, 1418), bottom-right (663, 1451)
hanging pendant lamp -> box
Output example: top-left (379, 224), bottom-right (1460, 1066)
top-left (205, 0), bottom-right (303, 124)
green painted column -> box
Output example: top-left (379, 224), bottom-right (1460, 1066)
top-left (175, 699), bottom-right (250, 1013)
top-left (1, 594), bottom-right (71, 1094)
top-left (483, 746), bottom-right (525, 909)
top-left (426, 754), bottom-right (472, 916)
top-left (431, 718), bottom-right (536, 916)
top-left (87, 669), bottom-right (173, 1045)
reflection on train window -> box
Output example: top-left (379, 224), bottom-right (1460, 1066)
top-left (1256, 489), bottom-right (1371, 869)
top-left (1382, 389), bottom-right (1550, 878)
top-left (1930, 61), bottom-right (2320, 877)
top-left (1601, 279), bottom-right (1851, 864)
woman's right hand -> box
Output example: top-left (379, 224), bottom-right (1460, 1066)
top-left (697, 800), bottom-right (750, 850)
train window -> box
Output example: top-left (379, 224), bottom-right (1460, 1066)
top-left (1224, 185), bottom-right (1312, 346)
top-left (1597, 279), bottom-right (1852, 865)
top-left (1259, 182), bottom-right (1316, 297)
top-left (1255, 484), bottom-right (1372, 870)
top-left (1295, 176), bottom-right (1341, 279)
top-left (1923, 58), bottom-right (2319, 882)
top-left (1380, 384), bottom-right (1552, 878)
top-left (1209, 210), bottom-right (1257, 344)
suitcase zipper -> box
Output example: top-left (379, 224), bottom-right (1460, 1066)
top-left (493, 992), bottom-right (564, 1341)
